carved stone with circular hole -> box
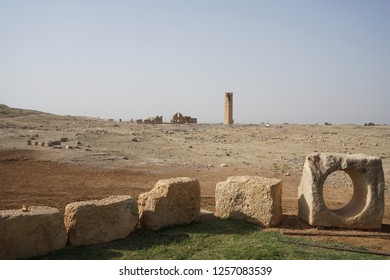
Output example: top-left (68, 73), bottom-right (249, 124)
top-left (298, 153), bottom-right (385, 229)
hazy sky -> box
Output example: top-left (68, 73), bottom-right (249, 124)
top-left (1, 0), bottom-right (389, 124)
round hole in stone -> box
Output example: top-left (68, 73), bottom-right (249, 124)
top-left (323, 170), bottom-right (354, 210)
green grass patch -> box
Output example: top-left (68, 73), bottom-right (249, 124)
top-left (34, 219), bottom-right (388, 260)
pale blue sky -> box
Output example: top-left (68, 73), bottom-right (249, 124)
top-left (1, 0), bottom-right (389, 124)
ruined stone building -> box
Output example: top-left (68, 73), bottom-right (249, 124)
top-left (136, 116), bottom-right (163, 124)
top-left (152, 116), bottom-right (163, 124)
top-left (171, 112), bottom-right (197, 124)
top-left (145, 116), bottom-right (162, 124)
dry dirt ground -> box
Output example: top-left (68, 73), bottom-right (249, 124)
top-left (1, 104), bottom-right (389, 255)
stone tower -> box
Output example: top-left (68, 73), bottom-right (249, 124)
top-left (224, 92), bottom-right (233, 125)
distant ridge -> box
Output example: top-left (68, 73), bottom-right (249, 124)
top-left (0, 104), bottom-right (96, 121)
top-left (0, 104), bottom-right (55, 118)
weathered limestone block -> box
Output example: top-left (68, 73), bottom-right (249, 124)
top-left (48, 140), bottom-right (61, 146)
top-left (64, 195), bottom-right (138, 247)
top-left (298, 153), bottom-right (385, 229)
top-left (0, 206), bottom-right (66, 259)
top-left (138, 177), bottom-right (201, 230)
top-left (215, 176), bottom-right (282, 227)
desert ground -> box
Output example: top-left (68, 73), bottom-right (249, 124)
top-left (1, 104), bottom-right (389, 254)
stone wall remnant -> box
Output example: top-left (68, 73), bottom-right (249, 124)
top-left (215, 176), bottom-right (282, 227)
top-left (298, 153), bottom-right (385, 229)
top-left (64, 195), bottom-right (139, 247)
top-left (0, 206), bottom-right (66, 259)
top-left (136, 116), bottom-right (163, 124)
top-left (138, 177), bottom-right (201, 230)
top-left (148, 116), bottom-right (162, 124)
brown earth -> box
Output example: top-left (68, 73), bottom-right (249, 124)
top-left (0, 104), bottom-right (389, 255)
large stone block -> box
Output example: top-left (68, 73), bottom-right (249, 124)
top-left (138, 177), bottom-right (201, 231)
top-left (298, 153), bottom-right (385, 229)
top-left (0, 206), bottom-right (66, 259)
top-left (64, 195), bottom-right (138, 247)
top-left (215, 176), bottom-right (283, 227)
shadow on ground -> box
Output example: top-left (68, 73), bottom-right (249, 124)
top-left (33, 219), bottom-right (261, 260)
top-left (32, 216), bottom-right (390, 260)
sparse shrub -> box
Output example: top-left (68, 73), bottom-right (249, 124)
top-left (324, 122), bottom-right (332, 126)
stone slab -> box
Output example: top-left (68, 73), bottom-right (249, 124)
top-left (0, 206), bottom-right (66, 259)
top-left (215, 176), bottom-right (283, 227)
top-left (298, 153), bottom-right (385, 229)
top-left (138, 177), bottom-right (201, 230)
top-left (64, 195), bottom-right (138, 246)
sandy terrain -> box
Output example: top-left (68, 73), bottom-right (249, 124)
top-left (1, 104), bottom-right (389, 254)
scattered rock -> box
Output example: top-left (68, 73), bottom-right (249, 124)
top-left (60, 137), bottom-right (68, 142)
top-left (220, 163), bottom-right (228, 167)
top-left (27, 140), bottom-right (32, 146)
top-left (48, 140), bottom-right (61, 146)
